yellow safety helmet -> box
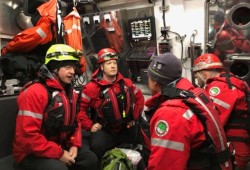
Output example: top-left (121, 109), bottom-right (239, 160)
top-left (45, 44), bottom-right (81, 65)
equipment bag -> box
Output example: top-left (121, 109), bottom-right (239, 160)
top-left (0, 52), bottom-right (44, 86)
top-left (101, 148), bottom-right (134, 170)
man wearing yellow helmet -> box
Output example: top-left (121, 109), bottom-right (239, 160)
top-left (13, 44), bottom-right (98, 170)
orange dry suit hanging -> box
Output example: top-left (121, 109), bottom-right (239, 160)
top-left (1, 0), bottom-right (57, 55)
top-left (100, 15), bottom-right (124, 53)
top-left (63, 7), bottom-right (86, 73)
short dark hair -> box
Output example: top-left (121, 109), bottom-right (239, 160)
top-left (47, 60), bottom-right (78, 71)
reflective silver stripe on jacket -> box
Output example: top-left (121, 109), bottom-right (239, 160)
top-left (210, 96), bottom-right (230, 109)
top-left (52, 91), bottom-right (59, 98)
top-left (102, 88), bottom-right (109, 94)
top-left (18, 110), bottom-right (43, 119)
top-left (36, 28), bottom-right (46, 38)
top-left (65, 24), bottom-right (81, 34)
top-left (151, 138), bottom-right (184, 151)
top-left (183, 109), bottom-right (194, 120)
top-left (81, 92), bottom-right (90, 101)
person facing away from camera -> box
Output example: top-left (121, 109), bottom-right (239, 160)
top-left (140, 52), bottom-right (232, 170)
top-left (193, 53), bottom-right (250, 170)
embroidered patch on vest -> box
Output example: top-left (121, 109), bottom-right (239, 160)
top-left (155, 120), bottom-right (169, 137)
top-left (209, 87), bottom-right (220, 96)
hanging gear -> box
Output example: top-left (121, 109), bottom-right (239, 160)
top-left (100, 15), bottom-right (124, 53)
top-left (1, 0), bottom-right (58, 55)
top-left (97, 48), bottom-right (118, 64)
top-left (193, 53), bottom-right (223, 72)
top-left (63, 7), bottom-right (87, 74)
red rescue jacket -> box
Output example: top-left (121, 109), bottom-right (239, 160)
top-left (142, 78), bottom-right (232, 170)
top-left (13, 65), bottom-right (82, 163)
top-left (206, 72), bottom-right (250, 143)
top-left (77, 68), bottom-right (144, 133)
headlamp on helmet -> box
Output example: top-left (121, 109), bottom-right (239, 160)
top-left (97, 48), bottom-right (118, 64)
top-left (45, 44), bottom-right (81, 65)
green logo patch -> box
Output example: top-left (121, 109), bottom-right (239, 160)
top-left (155, 120), bottom-right (169, 137)
top-left (209, 87), bottom-right (220, 96)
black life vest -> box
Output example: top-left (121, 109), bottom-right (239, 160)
top-left (21, 79), bottom-right (79, 141)
top-left (92, 80), bottom-right (135, 129)
top-left (140, 85), bottom-right (231, 169)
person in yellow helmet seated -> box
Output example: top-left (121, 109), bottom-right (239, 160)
top-left (13, 44), bottom-right (98, 170)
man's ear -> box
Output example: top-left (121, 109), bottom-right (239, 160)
top-left (154, 81), bottom-right (162, 90)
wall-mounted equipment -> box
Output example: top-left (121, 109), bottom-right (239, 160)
top-left (83, 16), bottom-right (90, 25)
top-left (228, 2), bottom-right (250, 30)
top-left (158, 41), bottom-right (171, 54)
top-left (126, 10), bottom-right (157, 83)
top-left (104, 13), bottom-right (111, 22)
top-left (128, 16), bottom-right (156, 41)
top-left (205, 0), bottom-right (250, 86)
top-left (225, 54), bottom-right (250, 86)
top-left (93, 15), bottom-right (100, 24)
top-left (205, 1), bottom-right (250, 61)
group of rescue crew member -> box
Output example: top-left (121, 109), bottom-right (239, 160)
top-left (13, 43), bottom-right (250, 170)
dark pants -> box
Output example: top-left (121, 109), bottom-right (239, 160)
top-left (90, 125), bottom-right (138, 160)
top-left (20, 146), bottom-right (98, 170)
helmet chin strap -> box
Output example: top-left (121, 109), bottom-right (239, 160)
top-left (196, 72), bottom-right (206, 88)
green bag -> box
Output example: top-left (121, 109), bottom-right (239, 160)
top-left (101, 148), bottom-right (134, 170)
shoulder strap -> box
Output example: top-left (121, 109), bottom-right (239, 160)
top-left (161, 86), bottom-right (195, 99)
top-left (220, 73), bottom-right (233, 89)
top-left (22, 78), bottom-right (52, 110)
top-left (162, 86), bottom-right (217, 144)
